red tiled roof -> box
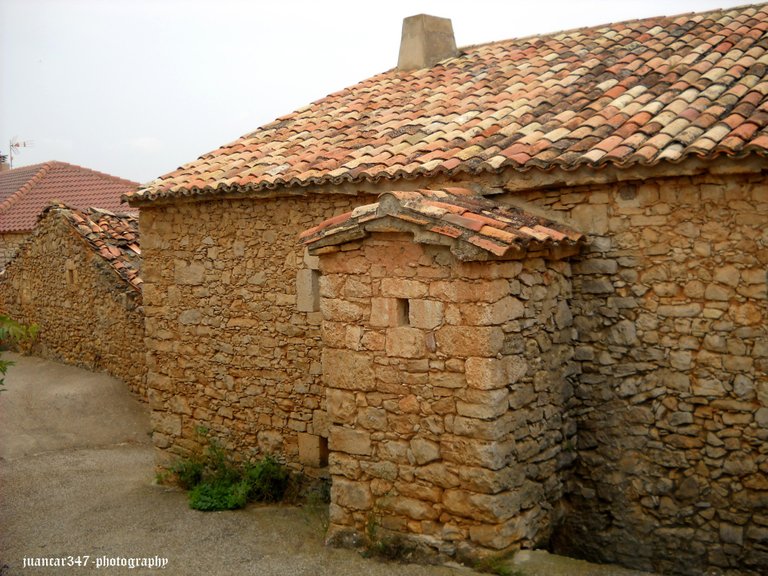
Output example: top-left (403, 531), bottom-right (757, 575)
top-left (131, 3), bottom-right (768, 203)
top-left (48, 204), bottom-right (142, 293)
top-left (300, 188), bottom-right (583, 261)
top-left (0, 162), bottom-right (138, 232)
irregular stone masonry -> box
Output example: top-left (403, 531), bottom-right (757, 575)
top-left (499, 170), bottom-right (768, 575)
top-left (0, 232), bottom-right (27, 268)
top-left (132, 168), bottom-right (767, 575)
top-left (0, 206), bottom-right (145, 396)
top-left (139, 194), bottom-right (375, 466)
top-left (314, 234), bottom-right (577, 558)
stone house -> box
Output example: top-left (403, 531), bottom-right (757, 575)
top-left (126, 5), bottom-right (767, 575)
top-left (0, 161), bottom-right (138, 268)
top-left (0, 204), bottom-right (145, 396)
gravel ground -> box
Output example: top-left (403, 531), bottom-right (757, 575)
top-left (0, 353), bottom-right (655, 576)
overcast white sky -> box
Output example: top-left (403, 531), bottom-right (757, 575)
top-left (0, 0), bottom-right (754, 183)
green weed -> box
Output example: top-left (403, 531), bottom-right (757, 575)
top-left (163, 429), bottom-right (292, 512)
top-left (474, 553), bottom-right (522, 576)
top-left (0, 315), bottom-right (39, 393)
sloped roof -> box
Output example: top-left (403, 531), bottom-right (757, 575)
top-left (131, 3), bottom-right (768, 204)
top-left (301, 188), bottom-right (583, 261)
top-left (0, 162), bottom-right (138, 232)
top-left (42, 204), bottom-right (142, 292)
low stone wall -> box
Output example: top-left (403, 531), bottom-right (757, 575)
top-left (501, 170), bottom-right (768, 575)
top-left (140, 193), bottom-right (375, 470)
top-left (0, 215), bottom-right (145, 396)
top-left (317, 234), bottom-right (577, 558)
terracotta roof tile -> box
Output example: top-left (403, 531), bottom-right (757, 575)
top-left (0, 161), bottom-right (138, 232)
top-left (301, 187), bottom-right (583, 261)
top-left (39, 204), bottom-right (142, 293)
top-left (130, 4), bottom-right (768, 203)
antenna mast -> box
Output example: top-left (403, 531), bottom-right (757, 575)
top-left (9, 137), bottom-right (33, 168)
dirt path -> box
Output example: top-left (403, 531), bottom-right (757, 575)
top-left (0, 353), bottom-right (474, 576)
top-left (0, 354), bottom-right (655, 576)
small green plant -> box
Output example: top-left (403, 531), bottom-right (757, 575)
top-left (302, 489), bottom-right (330, 532)
top-left (0, 314), bottom-right (39, 349)
top-left (0, 314), bottom-right (39, 393)
top-left (189, 478), bottom-right (250, 511)
top-left (163, 428), bottom-right (292, 512)
top-left (243, 455), bottom-right (290, 502)
top-left (167, 456), bottom-right (205, 489)
top-left (474, 553), bottom-right (522, 576)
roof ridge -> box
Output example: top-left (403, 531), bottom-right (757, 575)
top-left (44, 160), bottom-right (140, 187)
top-left (0, 162), bottom-right (53, 214)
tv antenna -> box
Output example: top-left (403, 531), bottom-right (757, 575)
top-left (9, 137), bottom-right (33, 168)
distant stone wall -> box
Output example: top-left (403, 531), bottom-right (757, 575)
top-left (139, 193), bottom-right (375, 469)
top-left (500, 170), bottom-right (768, 575)
top-left (0, 215), bottom-right (145, 396)
top-left (0, 231), bottom-right (28, 269)
top-left (316, 234), bottom-right (576, 558)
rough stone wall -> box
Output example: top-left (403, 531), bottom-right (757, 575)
top-left (0, 232), bottom-right (29, 269)
top-left (317, 234), bottom-right (576, 558)
top-left (500, 171), bottom-right (768, 575)
top-left (0, 217), bottom-right (145, 396)
top-left (140, 194), bottom-right (375, 469)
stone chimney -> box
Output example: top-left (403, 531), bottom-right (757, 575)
top-left (0, 155), bottom-right (9, 172)
top-left (397, 14), bottom-right (458, 71)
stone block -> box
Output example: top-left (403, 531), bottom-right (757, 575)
top-left (386, 326), bottom-right (426, 358)
top-left (330, 427), bottom-right (372, 456)
top-left (410, 437), bottom-right (441, 465)
top-left (657, 303), bottom-right (702, 317)
top-left (436, 326), bottom-right (504, 357)
top-left (152, 412), bottom-right (181, 436)
top-left (174, 260), bottom-right (204, 285)
top-left (442, 489), bottom-right (521, 523)
top-left (370, 298), bottom-right (400, 327)
top-left (312, 409), bottom-right (329, 438)
top-left (320, 298), bottom-right (366, 322)
top-left (329, 453), bottom-right (360, 479)
top-left (322, 349), bottom-right (374, 390)
top-left (429, 372), bottom-right (465, 389)
top-left (357, 407), bottom-right (388, 431)
top-left (714, 265), bottom-right (740, 287)
top-left (731, 303), bottom-right (762, 325)
top-left (574, 258), bottom-right (618, 275)
top-left (720, 524), bottom-right (744, 545)
top-left (331, 478), bottom-right (372, 510)
top-left (458, 465), bottom-right (525, 494)
top-left (415, 462), bottom-right (460, 488)
top-left (461, 296), bottom-right (525, 325)
top-left (380, 278), bottom-right (428, 298)
top-left (409, 299), bottom-right (444, 329)
top-left (430, 279), bottom-right (510, 303)
top-left (378, 496), bottom-right (439, 520)
top-left (465, 357), bottom-right (506, 390)
top-left (178, 309), bottom-right (202, 325)
top-left (441, 437), bottom-right (514, 470)
top-left (296, 268), bottom-right (320, 312)
top-left (570, 203), bottom-right (608, 234)
top-left (298, 432), bottom-right (329, 467)
top-left (453, 413), bottom-right (522, 441)
top-left (469, 517), bottom-right (525, 549)
top-left (327, 389), bottom-right (357, 424)
top-left (257, 430), bottom-right (284, 454)
top-left (456, 390), bottom-right (509, 420)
